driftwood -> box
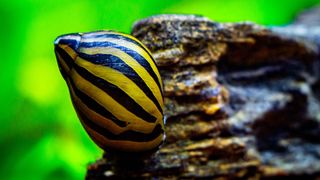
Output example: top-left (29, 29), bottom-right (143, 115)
top-left (86, 7), bottom-right (320, 179)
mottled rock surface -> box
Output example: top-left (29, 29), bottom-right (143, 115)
top-left (86, 7), bottom-right (320, 179)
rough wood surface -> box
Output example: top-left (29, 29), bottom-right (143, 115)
top-left (86, 7), bottom-right (320, 179)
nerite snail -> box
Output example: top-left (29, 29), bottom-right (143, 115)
top-left (54, 31), bottom-right (165, 152)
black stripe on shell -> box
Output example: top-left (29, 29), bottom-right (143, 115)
top-left (79, 40), bottom-right (162, 95)
top-left (77, 107), bottom-right (164, 142)
top-left (54, 45), bottom-right (74, 70)
top-left (77, 52), bottom-right (163, 115)
top-left (82, 32), bottom-right (155, 62)
top-left (68, 77), bottom-right (128, 128)
top-left (73, 63), bottom-right (158, 123)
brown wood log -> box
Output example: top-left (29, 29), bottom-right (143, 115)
top-left (86, 7), bottom-right (320, 179)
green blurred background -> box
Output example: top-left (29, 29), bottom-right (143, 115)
top-left (1, 0), bottom-right (319, 179)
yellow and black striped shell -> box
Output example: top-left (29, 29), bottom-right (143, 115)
top-left (54, 31), bottom-right (164, 152)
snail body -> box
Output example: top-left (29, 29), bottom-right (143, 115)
top-left (54, 31), bottom-right (164, 152)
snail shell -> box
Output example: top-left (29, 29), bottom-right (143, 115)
top-left (54, 31), bottom-right (164, 152)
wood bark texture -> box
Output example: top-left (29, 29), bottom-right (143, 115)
top-left (86, 7), bottom-right (320, 179)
